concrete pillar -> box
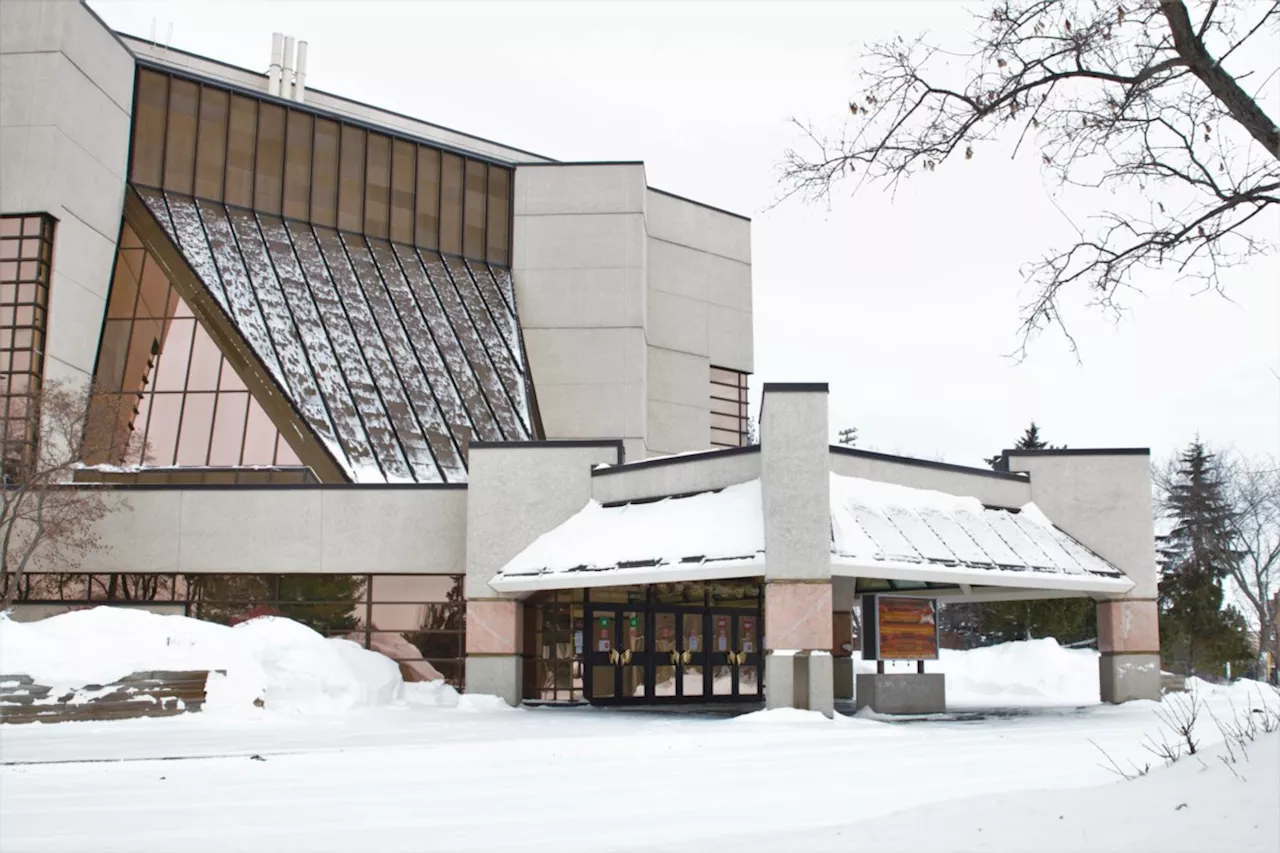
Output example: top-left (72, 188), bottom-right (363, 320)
top-left (760, 383), bottom-right (833, 716)
top-left (765, 651), bottom-right (796, 711)
top-left (808, 651), bottom-right (834, 715)
top-left (1003, 449), bottom-right (1161, 702)
top-left (832, 610), bottom-right (854, 700)
top-left (1096, 598), bottom-right (1161, 702)
top-left (464, 600), bottom-right (523, 705)
top-left (464, 440), bottom-right (622, 705)
top-left (832, 576), bottom-right (856, 701)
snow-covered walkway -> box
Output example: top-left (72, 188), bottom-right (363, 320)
top-left (3, 691), bottom-right (1277, 853)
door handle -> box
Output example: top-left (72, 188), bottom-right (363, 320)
top-left (620, 649), bottom-right (632, 665)
top-left (681, 649), bottom-right (692, 666)
top-left (670, 650), bottom-right (681, 666)
top-left (609, 649), bottom-right (620, 665)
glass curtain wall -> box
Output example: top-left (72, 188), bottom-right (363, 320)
top-left (9, 572), bottom-right (467, 687)
top-left (710, 366), bottom-right (749, 449)
top-left (87, 223), bottom-right (302, 471)
top-left (0, 214), bottom-right (54, 482)
top-left (129, 69), bottom-right (513, 266)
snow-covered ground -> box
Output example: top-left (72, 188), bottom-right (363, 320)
top-left (1, 609), bottom-right (1277, 853)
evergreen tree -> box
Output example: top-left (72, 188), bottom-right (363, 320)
top-left (981, 597), bottom-right (1096, 646)
top-left (986, 420), bottom-right (1059, 469)
top-left (1158, 440), bottom-right (1253, 676)
top-left (1016, 422), bottom-right (1047, 450)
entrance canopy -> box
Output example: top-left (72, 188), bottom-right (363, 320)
top-left (492, 481), bottom-right (765, 592)
top-left (488, 473), bottom-right (1135, 596)
top-left (829, 474), bottom-right (1132, 595)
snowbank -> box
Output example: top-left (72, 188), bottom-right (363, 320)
top-left (0, 607), bottom-right (404, 715)
top-left (732, 708), bottom-right (846, 724)
top-left (857, 637), bottom-right (1101, 708)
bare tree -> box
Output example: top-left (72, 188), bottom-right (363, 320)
top-left (1, 379), bottom-right (131, 609)
top-left (781, 0), bottom-right (1279, 354)
top-left (1223, 456), bottom-right (1280, 672)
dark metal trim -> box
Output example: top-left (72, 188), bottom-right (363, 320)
top-left (516, 160), bottom-right (644, 167)
top-left (830, 445), bottom-right (1031, 483)
top-left (592, 444), bottom-right (759, 477)
top-left (42, 480), bottom-right (469, 491)
top-left (1003, 448), bottom-right (1152, 457)
top-left (130, 55), bottom-right (540, 168)
top-left (470, 439), bottom-right (624, 464)
top-left (599, 487), bottom-right (726, 509)
top-left (647, 187), bottom-right (751, 222)
top-left (761, 382), bottom-right (828, 393)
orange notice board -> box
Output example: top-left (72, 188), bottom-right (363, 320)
top-left (862, 595), bottom-right (939, 661)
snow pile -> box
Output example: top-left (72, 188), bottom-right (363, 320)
top-left (857, 637), bottom-right (1102, 707)
top-left (0, 607), bottom-right (404, 715)
top-left (402, 680), bottom-right (462, 708)
top-left (934, 638), bottom-right (1101, 707)
top-left (732, 708), bottom-right (842, 724)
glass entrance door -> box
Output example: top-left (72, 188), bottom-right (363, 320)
top-left (652, 609), bottom-right (705, 699)
top-left (584, 605), bottom-right (647, 702)
top-left (708, 610), bottom-right (762, 699)
top-left (581, 582), bottom-right (763, 705)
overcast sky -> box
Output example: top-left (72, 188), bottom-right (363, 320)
top-left (90, 0), bottom-right (1279, 467)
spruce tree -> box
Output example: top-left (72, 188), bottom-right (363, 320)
top-left (986, 420), bottom-right (1058, 469)
top-left (1158, 440), bottom-right (1253, 676)
top-left (1016, 422), bottom-right (1048, 451)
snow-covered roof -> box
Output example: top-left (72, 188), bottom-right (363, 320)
top-left (830, 474), bottom-right (1132, 593)
top-left (489, 472), bottom-right (1134, 595)
top-left (137, 188), bottom-right (533, 484)
top-left (490, 480), bottom-right (766, 592)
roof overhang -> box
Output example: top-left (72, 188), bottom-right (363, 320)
top-left (489, 556), bottom-right (764, 593)
top-left (830, 557), bottom-right (1134, 596)
top-left (486, 470), bottom-right (1140, 597)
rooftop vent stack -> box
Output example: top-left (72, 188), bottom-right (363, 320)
top-left (293, 41), bottom-right (308, 103)
top-left (281, 36), bottom-right (296, 100)
top-left (268, 32), bottom-right (284, 96)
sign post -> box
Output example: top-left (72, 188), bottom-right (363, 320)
top-left (856, 595), bottom-right (945, 715)
top-left (861, 595), bottom-right (940, 662)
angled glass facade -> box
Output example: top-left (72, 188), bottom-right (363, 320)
top-left (125, 188), bottom-right (531, 483)
top-left (88, 223), bottom-right (302, 469)
top-left (98, 65), bottom-right (534, 484)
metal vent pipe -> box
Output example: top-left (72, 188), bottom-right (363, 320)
top-left (268, 32), bottom-right (284, 96)
top-left (294, 41), bottom-right (308, 103)
top-left (281, 35), bottom-right (296, 100)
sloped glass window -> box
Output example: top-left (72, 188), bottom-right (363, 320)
top-left (119, 188), bottom-right (534, 483)
top-left (87, 222), bottom-right (301, 469)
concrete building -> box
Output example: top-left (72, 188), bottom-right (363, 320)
top-left (1, 1), bottom-right (1160, 711)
